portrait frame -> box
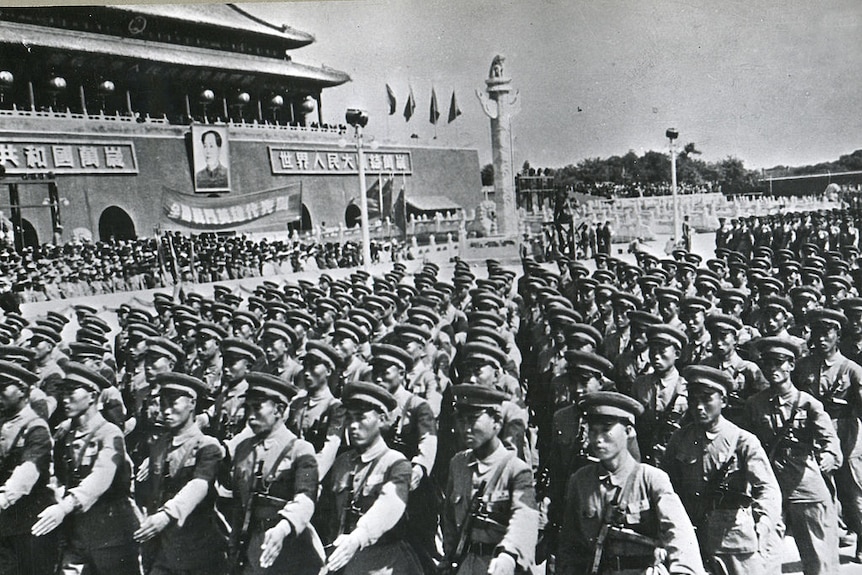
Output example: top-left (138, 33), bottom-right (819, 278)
top-left (191, 124), bottom-right (231, 193)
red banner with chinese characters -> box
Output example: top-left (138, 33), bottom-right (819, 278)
top-left (161, 184), bottom-right (302, 231)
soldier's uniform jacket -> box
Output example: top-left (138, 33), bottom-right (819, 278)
top-left (387, 386), bottom-right (437, 476)
top-left (137, 424), bottom-right (225, 570)
top-left (631, 369), bottom-right (689, 463)
top-left (703, 353), bottom-right (767, 423)
top-left (613, 348), bottom-right (652, 396)
top-left (191, 354), bottom-right (223, 395)
top-left (681, 331), bottom-right (711, 367)
top-left (602, 326), bottom-right (631, 359)
top-left (318, 437), bottom-right (421, 575)
top-left (230, 423), bottom-right (321, 573)
top-left (286, 387), bottom-right (345, 478)
top-left (442, 444), bottom-right (538, 574)
top-left (263, 355), bottom-right (303, 385)
top-left (557, 457), bottom-right (705, 575)
top-left (546, 405), bottom-right (593, 534)
top-left (0, 404), bottom-right (53, 536)
top-left (209, 378), bottom-right (248, 441)
top-left (743, 388), bottom-right (842, 502)
top-left (34, 357), bottom-right (64, 401)
top-left (407, 362), bottom-right (441, 416)
top-left (664, 417), bottom-right (782, 556)
top-left (341, 354), bottom-right (370, 388)
top-left (54, 412), bottom-right (139, 550)
top-left (793, 350), bottom-right (862, 459)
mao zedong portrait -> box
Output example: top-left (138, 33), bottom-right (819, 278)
top-left (195, 130), bottom-right (229, 189)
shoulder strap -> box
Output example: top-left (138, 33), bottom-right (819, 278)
top-left (73, 419), bottom-right (109, 469)
top-left (481, 450), bottom-right (516, 498)
top-left (264, 436), bottom-right (297, 482)
top-left (6, 410), bottom-right (43, 452)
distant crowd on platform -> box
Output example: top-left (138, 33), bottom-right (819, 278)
top-left (0, 233), bottom-right (411, 305)
top-left (573, 180), bottom-right (718, 199)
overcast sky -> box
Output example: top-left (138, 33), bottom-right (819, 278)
top-left (243, 0), bottom-right (861, 171)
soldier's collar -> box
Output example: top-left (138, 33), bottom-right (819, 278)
top-left (470, 442), bottom-right (510, 474)
top-left (359, 436), bottom-right (388, 463)
top-left (597, 454), bottom-right (637, 487)
top-left (172, 423), bottom-right (203, 446)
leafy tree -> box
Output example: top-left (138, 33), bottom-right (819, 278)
top-left (481, 163), bottom-right (494, 186)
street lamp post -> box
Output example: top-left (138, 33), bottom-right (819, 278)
top-left (667, 128), bottom-right (679, 244)
top-left (346, 108), bottom-right (371, 270)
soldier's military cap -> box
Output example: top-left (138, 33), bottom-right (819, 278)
top-left (453, 273), bottom-right (475, 287)
top-left (757, 277), bottom-right (784, 295)
top-left (353, 269), bottom-right (372, 282)
top-left (714, 248), bottom-right (731, 259)
top-left (70, 342), bottom-right (105, 361)
top-left (683, 365), bottom-right (733, 396)
top-left (681, 297), bottom-right (711, 313)
top-left (809, 308), bottom-right (847, 330)
top-left (29, 326), bottom-right (61, 345)
top-left (172, 304), bottom-right (198, 318)
top-left (36, 315), bottom-right (66, 333)
top-left (749, 257), bottom-right (772, 272)
top-left (804, 255), bottom-right (826, 269)
top-left (370, 343), bottom-right (413, 370)
top-left (423, 262), bottom-right (440, 274)
top-left (213, 284), bottom-right (233, 299)
top-left (363, 295), bottom-right (392, 314)
top-left (568, 262), bottom-right (590, 279)
top-left (628, 311), bottom-right (662, 328)
top-left (802, 267), bottom-right (824, 283)
top-left (637, 275), bottom-right (662, 292)
top-left (474, 291), bottom-right (505, 309)
top-left (210, 302), bottom-right (234, 320)
top-left (468, 310), bottom-right (506, 329)
top-left (0, 360), bottom-right (38, 390)
top-left (221, 338), bottom-right (263, 362)
top-left (127, 322), bottom-right (160, 342)
top-left (655, 287), bottom-right (683, 303)
top-left (466, 326), bottom-right (508, 349)
top-left (593, 270), bottom-right (616, 284)
top-left (343, 381), bottom-right (397, 413)
top-left (393, 262), bottom-right (407, 273)
top-left (261, 321), bottom-right (297, 345)
top-left (839, 298), bottom-right (862, 314)
top-left (73, 304), bottom-right (98, 317)
top-left (46, 311), bottom-right (69, 325)
top-left (579, 391), bottom-right (644, 425)
top-left (395, 323), bottom-right (432, 345)
top-left (789, 285), bottom-right (821, 302)
top-left (577, 277), bottom-right (599, 292)
top-left (3, 313), bottom-right (27, 330)
top-left (61, 362), bottom-right (111, 393)
top-left (706, 258), bottom-right (727, 273)
top-left (195, 321), bottom-right (228, 342)
top-left (333, 320), bottom-right (366, 344)
top-left (548, 307), bottom-right (583, 328)
top-left (671, 248), bottom-right (688, 261)
top-left (304, 340), bottom-right (342, 370)
top-left (452, 384), bottom-right (508, 411)
top-left (0, 345), bottom-right (36, 365)
top-left (684, 253), bottom-right (703, 267)
top-left (349, 308), bottom-right (379, 331)
top-left (825, 275), bottom-right (852, 292)
top-left (185, 292), bottom-right (204, 305)
top-left (223, 293), bottom-right (243, 308)
top-left (760, 295), bottom-right (793, 315)
top-left (153, 293), bottom-right (174, 309)
top-left (247, 372), bottom-right (299, 405)
top-left (676, 261), bottom-right (696, 275)
top-left (779, 260), bottom-right (801, 274)
top-left (231, 310), bottom-right (261, 331)
top-left (145, 337), bottom-right (184, 364)
top-left (756, 337), bottom-right (799, 360)
top-left (705, 313), bottom-right (742, 333)
top-left (126, 308), bottom-right (155, 326)
top-left (613, 292), bottom-right (642, 310)
top-left (374, 278), bottom-right (394, 293)
top-left (646, 325), bottom-right (688, 350)
top-left (564, 350), bottom-right (613, 376)
top-left (406, 306), bottom-right (441, 328)
top-left (460, 340), bottom-right (507, 368)
top-left (776, 248), bottom-right (795, 261)
top-left (156, 372), bottom-right (208, 400)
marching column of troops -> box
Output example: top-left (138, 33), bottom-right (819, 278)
top-left (2, 207), bottom-right (862, 575)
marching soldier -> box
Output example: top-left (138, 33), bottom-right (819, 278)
top-left (206, 338), bottom-right (264, 446)
top-left (664, 366), bottom-right (782, 575)
top-left (286, 340), bottom-right (346, 479)
top-left (612, 311), bottom-right (661, 396)
top-left (189, 321), bottom-right (226, 394)
top-left (318, 382), bottom-right (423, 575)
top-left (259, 321), bottom-right (303, 384)
top-left (680, 297), bottom-right (713, 367)
top-left (442, 384), bottom-right (538, 575)
top-left (228, 372), bottom-right (322, 575)
top-left (556, 391), bottom-right (705, 575)
top-left (630, 325), bottom-right (690, 466)
top-left (32, 363), bottom-right (140, 574)
top-left (745, 337), bottom-right (842, 575)
top-left (134, 372), bottom-right (227, 574)
top-left (0, 361), bottom-right (58, 574)
top-left (792, 307), bottom-right (862, 563)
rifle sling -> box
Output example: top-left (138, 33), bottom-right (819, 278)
top-left (768, 392), bottom-right (801, 461)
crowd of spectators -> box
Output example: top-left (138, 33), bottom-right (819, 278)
top-left (0, 232), bottom-right (410, 304)
top-left (572, 180), bottom-right (717, 199)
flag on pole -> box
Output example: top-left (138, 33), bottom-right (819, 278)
top-left (386, 84), bottom-right (396, 115)
top-left (403, 87), bottom-right (415, 121)
top-left (448, 90), bottom-right (462, 123)
top-left (430, 88), bottom-right (440, 125)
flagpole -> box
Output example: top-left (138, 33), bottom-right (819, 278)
top-left (402, 171), bottom-right (408, 242)
top-left (378, 172), bottom-right (383, 225)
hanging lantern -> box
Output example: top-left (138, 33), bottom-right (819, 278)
top-left (0, 71), bottom-right (13, 89)
top-left (199, 89), bottom-right (215, 104)
top-left (97, 80), bottom-right (115, 96)
top-left (235, 92), bottom-right (251, 106)
top-left (48, 77), bottom-right (67, 92)
top-left (270, 95), bottom-right (284, 109)
top-left (299, 95), bottom-right (315, 114)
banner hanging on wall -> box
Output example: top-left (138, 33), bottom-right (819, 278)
top-left (162, 184), bottom-right (301, 230)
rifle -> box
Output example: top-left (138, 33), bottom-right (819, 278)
top-left (230, 459), bottom-right (264, 575)
top-left (439, 481), bottom-right (487, 575)
top-left (589, 465), bottom-right (642, 575)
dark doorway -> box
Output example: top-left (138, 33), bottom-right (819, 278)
top-left (98, 207), bottom-right (136, 241)
top-left (20, 219), bottom-right (38, 250)
top-left (345, 204), bottom-right (361, 229)
top-left (287, 204), bottom-right (313, 234)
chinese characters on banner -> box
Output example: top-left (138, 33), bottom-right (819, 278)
top-left (0, 140), bottom-right (138, 174)
top-left (269, 147), bottom-right (412, 175)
